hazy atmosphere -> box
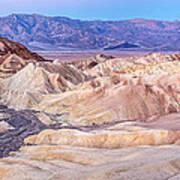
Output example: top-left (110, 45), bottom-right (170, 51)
top-left (1, 0), bottom-right (180, 20)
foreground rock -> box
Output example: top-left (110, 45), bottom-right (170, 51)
top-left (0, 106), bottom-right (66, 158)
top-left (0, 110), bottom-right (180, 179)
top-left (24, 110), bottom-right (180, 147)
top-left (0, 145), bottom-right (180, 180)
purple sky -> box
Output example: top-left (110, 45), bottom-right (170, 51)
top-left (1, 0), bottom-right (180, 20)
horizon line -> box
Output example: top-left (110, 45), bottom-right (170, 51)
top-left (0, 13), bottom-right (179, 23)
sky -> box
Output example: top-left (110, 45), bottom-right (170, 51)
top-left (0, 0), bottom-right (180, 21)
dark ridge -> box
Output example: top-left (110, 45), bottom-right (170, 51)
top-left (0, 107), bottom-right (65, 158)
top-left (0, 37), bottom-right (44, 61)
top-left (104, 42), bottom-right (140, 50)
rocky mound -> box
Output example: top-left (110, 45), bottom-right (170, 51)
top-left (0, 37), bottom-right (44, 61)
top-left (67, 54), bottom-right (115, 71)
top-left (84, 53), bottom-right (180, 77)
top-left (0, 60), bottom-right (87, 109)
top-left (0, 37), bottom-right (45, 78)
top-left (104, 41), bottom-right (140, 50)
top-left (34, 75), bottom-right (180, 126)
top-left (25, 113), bottom-right (180, 148)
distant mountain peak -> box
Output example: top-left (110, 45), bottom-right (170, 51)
top-left (0, 14), bottom-right (179, 51)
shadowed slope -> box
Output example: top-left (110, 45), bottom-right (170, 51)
top-left (0, 37), bottom-right (45, 78)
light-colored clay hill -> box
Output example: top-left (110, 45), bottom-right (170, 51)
top-left (0, 60), bottom-right (87, 109)
top-left (34, 79), bottom-right (180, 126)
top-left (68, 54), bottom-right (115, 71)
top-left (1, 145), bottom-right (180, 180)
top-left (33, 57), bottom-right (180, 126)
top-left (0, 110), bottom-right (180, 180)
top-left (84, 53), bottom-right (180, 77)
top-left (0, 45), bottom-right (180, 180)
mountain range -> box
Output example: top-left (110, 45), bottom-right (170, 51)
top-left (0, 14), bottom-right (180, 51)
